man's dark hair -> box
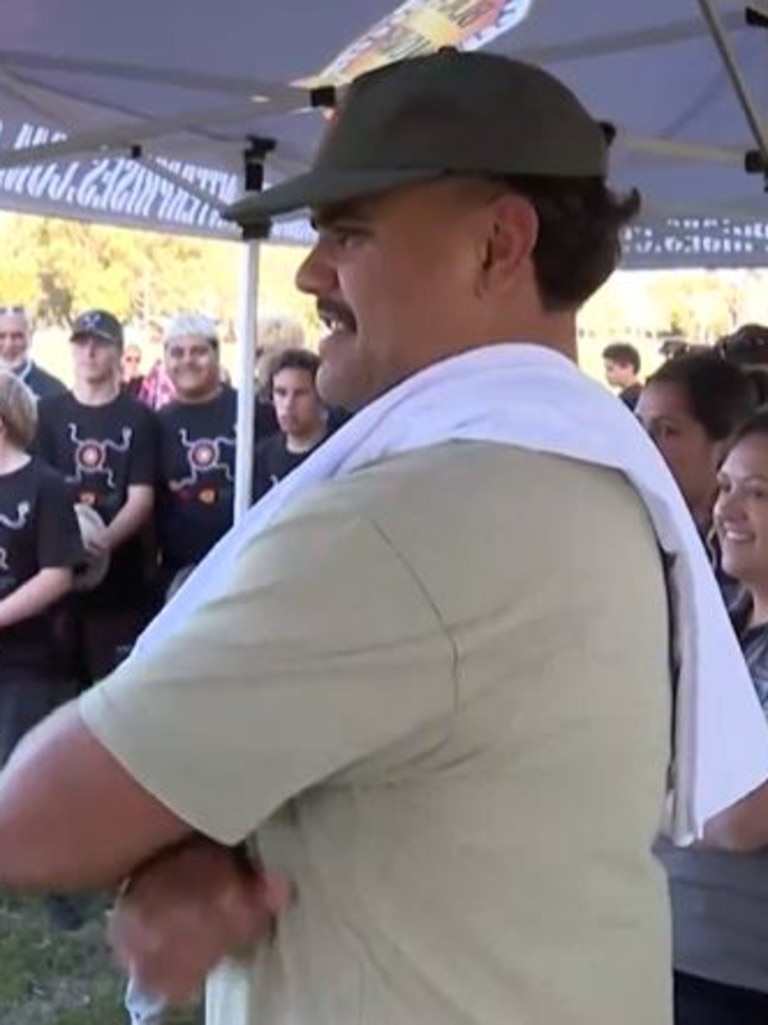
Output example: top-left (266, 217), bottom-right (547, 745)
top-left (648, 351), bottom-right (764, 441)
top-left (602, 342), bottom-right (641, 374)
top-left (268, 347), bottom-right (321, 392)
top-left (732, 403), bottom-right (768, 448)
top-left (500, 176), bottom-right (641, 311)
top-left (715, 323), bottom-right (768, 367)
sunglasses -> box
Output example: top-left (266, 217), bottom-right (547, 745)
top-left (0, 306), bottom-right (26, 316)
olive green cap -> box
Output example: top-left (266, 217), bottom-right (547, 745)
top-left (225, 49), bottom-right (608, 226)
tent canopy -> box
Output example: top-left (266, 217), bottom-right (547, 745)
top-left (2, 0), bottom-right (768, 265)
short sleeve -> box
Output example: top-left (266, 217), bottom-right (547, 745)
top-left (36, 467), bottom-right (84, 569)
top-left (128, 406), bottom-right (159, 486)
top-left (80, 491), bottom-right (455, 844)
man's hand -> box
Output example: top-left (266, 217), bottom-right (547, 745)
top-left (109, 839), bottom-right (291, 1007)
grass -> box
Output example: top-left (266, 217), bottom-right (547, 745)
top-left (0, 891), bottom-right (202, 1025)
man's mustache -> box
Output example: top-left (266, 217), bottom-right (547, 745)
top-left (317, 299), bottom-right (357, 332)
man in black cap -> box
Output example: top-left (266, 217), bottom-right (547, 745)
top-left (35, 310), bottom-right (158, 683)
top-left (3, 51), bottom-right (763, 1025)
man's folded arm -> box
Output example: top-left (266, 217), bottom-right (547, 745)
top-left (0, 498), bottom-right (454, 890)
top-left (0, 702), bottom-right (193, 889)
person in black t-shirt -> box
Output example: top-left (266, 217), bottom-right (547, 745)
top-left (156, 315), bottom-right (243, 591)
top-left (602, 342), bottom-right (643, 411)
top-left (0, 371), bottom-right (83, 765)
top-left (253, 348), bottom-right (335, 501)
top-left (0, 306), bottom-right (67, 402)
top-left (36, 309), bottom-right (158, 683)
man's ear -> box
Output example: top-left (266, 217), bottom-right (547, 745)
top-left (477, 193), bottom-right (539, 296)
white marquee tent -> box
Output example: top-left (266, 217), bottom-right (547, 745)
top-left (2, 0), bottom-right (768, 265)
top-left (3, 0), bottom-right (768, 510)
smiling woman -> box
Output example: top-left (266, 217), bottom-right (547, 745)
top-left (636, 352), bottom-right (765, 534)
top-left (715, 411), bottom-right (768, 626)
top-left (657, 409), bottom-right (768, 1025)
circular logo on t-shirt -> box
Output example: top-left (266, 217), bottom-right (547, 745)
top-left (79, 442), bottom-right (105, 469)
top-left (190, 441), bottom-right (217, 469)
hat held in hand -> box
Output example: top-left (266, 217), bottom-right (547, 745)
top-left (73, 503), bottom-right (110, 591)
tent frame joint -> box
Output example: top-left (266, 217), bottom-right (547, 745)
top-left (240, 136), bottom-right (276, 241)
top-left (745, 5), bottom-right (768, 29)
top-left (744, 149), bottom-right (768, 191)
top-left (310, 86), bottom-right (337, 109)
top-left (244, 136), bottom-right (276, 182)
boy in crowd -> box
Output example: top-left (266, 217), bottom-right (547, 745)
top-left (36, 309), bottom-right (157, 683)
top-left (253, 348), bottom-right (333, 500)
top-left (603, 341), bottom-right (643, 409)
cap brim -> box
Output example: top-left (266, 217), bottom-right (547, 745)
top-left (71, 330), bottom-right (121, 345)
top-left (223, 167), bottom-right (442, 225)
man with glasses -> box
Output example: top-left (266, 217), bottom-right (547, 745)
top-left (0, 306), bottom-right (67, 401)
top-left (121, 343), bottom-right (145, 399)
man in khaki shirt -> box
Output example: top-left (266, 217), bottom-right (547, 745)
top-left (0, 52), bottom-right (673, 1024)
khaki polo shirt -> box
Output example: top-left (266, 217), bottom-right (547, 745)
top-left (81, 441), bottom-right (672, 1025)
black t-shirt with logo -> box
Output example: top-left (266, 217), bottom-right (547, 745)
top-left (36, 391), bottom-right (158, 607)
top-left (157, 388), bottom-right (239, 573)
top-left (157, 388), bottom-right (282, 573)
top-left (0, 458), bottom-right (83, 670)
top-left (253, 433), bottom-right (324, 502)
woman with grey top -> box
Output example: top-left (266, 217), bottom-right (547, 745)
top-left (657, 407), bottom-right (768, 1024)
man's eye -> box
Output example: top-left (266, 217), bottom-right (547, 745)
top-left (331, 227), bottom-right (365, 247)
top-left (747, 487), bottom-right (768, 501)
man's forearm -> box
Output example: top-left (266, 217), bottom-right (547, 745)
top-left (0, 568), bottom-right (72, 630)
top-left (704, 780), bottom-right (768, 852)
top-left (103, 491), bottom-right (153, 551)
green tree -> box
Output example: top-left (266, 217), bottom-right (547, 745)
top-left (0, 214), bottom-right (320, 342)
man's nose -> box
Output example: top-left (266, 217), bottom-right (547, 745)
top-left (295, 239), bottom-right (338, 297)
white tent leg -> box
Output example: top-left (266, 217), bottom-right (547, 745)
top-left (203, 239), bottom-right (262, 1025)
top-left (233, 239), bottom-right (260, 522)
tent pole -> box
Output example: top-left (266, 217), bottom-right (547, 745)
top-left (233, 238), bottom-right (260, 522)
top-left (696, 0), bottom-right (768, 167)
top-left (231, 137), bottom-right (275, 525)
top-left (206, 242), bottom-right (264, 1025)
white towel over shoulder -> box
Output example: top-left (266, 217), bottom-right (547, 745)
top-left (136, 343), bottom-right (768, 844)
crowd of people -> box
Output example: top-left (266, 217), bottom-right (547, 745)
top-left (0, 306), bottom-right (343, 772)
top-left (600, 329), bottom-right (768, 1021)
